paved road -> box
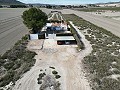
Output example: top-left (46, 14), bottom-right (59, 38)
top-left (0, 8), bottom-right (29, 55)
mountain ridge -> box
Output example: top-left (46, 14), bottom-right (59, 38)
top-left (0, 0), bottom-right (24, 5)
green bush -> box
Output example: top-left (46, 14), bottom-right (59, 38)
top-left (0, 70), bottom-right (15, 87)
top-left (3, 62), bottom-right (14, 70)
top-left (39, 73), bottom-right (45, 79)
top-left (49, 66), bottom-right (55, 69)
top-left (22, 8), bottom-right (48, 33)
top-left (38, 80), bottom-right (42, 84)
top-left (55, 75), bottom-right (61, 79)
top-left (52, 70), bottom-right (58, 75)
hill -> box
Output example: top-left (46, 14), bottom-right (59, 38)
top-left (96, 1), bottom-right (120, 5)
top-left (0, 0), bottom-right (24, 5)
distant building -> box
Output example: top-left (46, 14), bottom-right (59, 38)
top-left (97, 3), bottom-right (120, 7)
top-left (1, 5), bottom-right (10, 8)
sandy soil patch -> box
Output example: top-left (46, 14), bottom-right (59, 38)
top-left (13, 38), bottom-right (92, 90)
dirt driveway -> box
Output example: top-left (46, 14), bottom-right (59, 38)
top-left (13, 39), bottom-right (92, 90)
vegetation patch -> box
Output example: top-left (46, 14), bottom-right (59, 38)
top-left (52, 70), bottom-right (58, 74)
top-left (37, 67), bottom-right (61, 89)
top-left (22, 8), bottom-right (47, 34)
top-left (49, 66), bottom-right (55, 69)
top-left (63, 14), bottom-right (120, 90)
top-left (55, 75), bottom-right (61, 79)
top-left (0, 35), bottom-right (36, 88)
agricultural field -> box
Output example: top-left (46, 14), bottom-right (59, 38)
top-left (63, 14), bottom-right (120, 90)
top-left (73, 7), bottom-right (120, 12)
top-left (54, 9), bottom-right (120, 37)
top-left (0, 8), bottom-right (29, 55)
top-left (73, 7), bottom-right (120, 21)
top-left (0, 8), bottom-right (28, 20)
top-left (87, 10), bottom-right (120, 21)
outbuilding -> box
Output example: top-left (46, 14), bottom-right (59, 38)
top-left (56, 36), bottom-right (77, 45)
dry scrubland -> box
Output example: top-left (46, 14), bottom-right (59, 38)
top-left (73, 7), bottom-right (120, 21)
top-left (0, 35), bottom-right (36, 89)
top-left (63, 14), bottom-right (120, 90)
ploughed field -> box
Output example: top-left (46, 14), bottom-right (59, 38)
top-left (0, 8), bottom-right (28, 20)
top-left (0, 8), bottom-right (29, 55)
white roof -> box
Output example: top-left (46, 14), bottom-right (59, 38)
top-left (46, 23), bottom-right (52, 27)
top-left (30, 34), bottom-right (38, 40)
top-left (56, 36), bottom-right (75, 41)
top-left (63, 31), bottom-right (71, 33)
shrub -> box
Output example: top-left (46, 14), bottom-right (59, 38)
top-left (39, 73), bottom-right (45, 79)
top-left (22, 8), bottom-right (47, 33)
top-left (52, 70), bottom-right (58, 75)
top-left (38, 80), bottom-right (42, 84)
top-left (49, 66), bottom-right (55, 69)
top-left (0, 35), bottom-right (36, 87)
top-left (55, 75), bottom-right (61, 79)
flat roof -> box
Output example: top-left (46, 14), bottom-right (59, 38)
top-left (56, 31), bottom-right (72, 34)
top-left (46, 23), bottom-right (52, 27)
top-left (63, 31), bottom-right (71, 33)
top-left (56, 36), bottom-right (75, 41)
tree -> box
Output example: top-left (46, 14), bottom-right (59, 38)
top-left (10, 5), bottom-right (27, 8)
top-left (22, 8), bottom-right (48, 33)
top-left (0, 6), bottom-right (2, 8)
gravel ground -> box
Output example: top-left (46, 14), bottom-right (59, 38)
top-left (13, 36), bottom-right (92, 90)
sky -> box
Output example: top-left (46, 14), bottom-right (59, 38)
top-left (18, 0), bottom-right (120, 5)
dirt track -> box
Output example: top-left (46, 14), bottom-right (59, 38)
top-left (13, 38), bottom-right (92, 90)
